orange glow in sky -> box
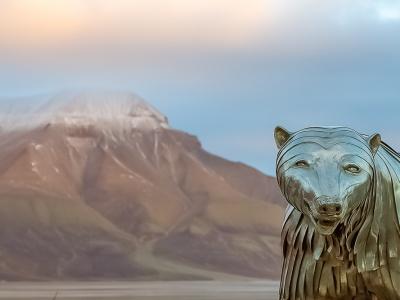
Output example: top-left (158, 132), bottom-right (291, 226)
top-left (0, 0), bottom-right (88, 47)
top-left (0, 0), bottom-right (272, 49)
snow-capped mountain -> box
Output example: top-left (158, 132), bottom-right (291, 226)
top-left (0, 91), bottom-right (285, 280)
top-left (0, 91), bottom-right (169, 132)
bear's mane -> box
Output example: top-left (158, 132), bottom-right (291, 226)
top-left (355, 141), bottom-right (400, 272)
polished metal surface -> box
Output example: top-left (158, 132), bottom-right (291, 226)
top-left (274, 126), bottom-right (400, 299)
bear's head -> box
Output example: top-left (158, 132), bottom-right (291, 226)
top-left (275, 126), bottom-right (380, 235)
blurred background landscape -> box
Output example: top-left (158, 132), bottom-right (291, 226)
top-left (0, 91), bottom-right (285, 280)
top-left (0, 0), bottom-right (399, 291)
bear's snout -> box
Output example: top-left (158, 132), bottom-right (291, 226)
top-left (315, 196), bottom-right (343, 217)
top-left (317, 202), bottom-right (342, 216)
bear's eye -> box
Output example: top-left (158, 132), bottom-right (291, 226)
top-left (295, 160), bottom-right (309, 168)
top-left (344, 164), bottom-right (360, 174)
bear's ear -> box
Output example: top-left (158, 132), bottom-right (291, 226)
top-left (368, 133), bottom-right (381, 156)
top-left (274, 126), bottom-right (292, 149)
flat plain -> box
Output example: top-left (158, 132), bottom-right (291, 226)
top-left (0, 281), bottom-right (279, 300)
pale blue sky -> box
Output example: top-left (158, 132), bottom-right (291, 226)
top-left (0, 0), bottom-right (399, 175)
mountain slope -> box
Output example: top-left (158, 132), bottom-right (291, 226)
top-left (0, 92), bottom-right (285, 280)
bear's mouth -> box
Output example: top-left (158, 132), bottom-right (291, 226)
top-left (311, 216), bottom-right (341, 235)
top-left (317, 218), bottom-right (338, 227)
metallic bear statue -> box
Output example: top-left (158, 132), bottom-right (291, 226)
top-left (275, 126), bottom-right (400, 300)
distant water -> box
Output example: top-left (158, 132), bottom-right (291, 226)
top-left (0, 281), bottom-right (279, 299)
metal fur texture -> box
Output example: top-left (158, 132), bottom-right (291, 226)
top-left (275, 126), bottom-right (400, 299)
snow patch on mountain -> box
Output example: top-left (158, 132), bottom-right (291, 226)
top-left (0, 91), bottom-right (170, 131)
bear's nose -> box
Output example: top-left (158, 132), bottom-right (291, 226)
top-left (318, 203), bottom-right (342, 216)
